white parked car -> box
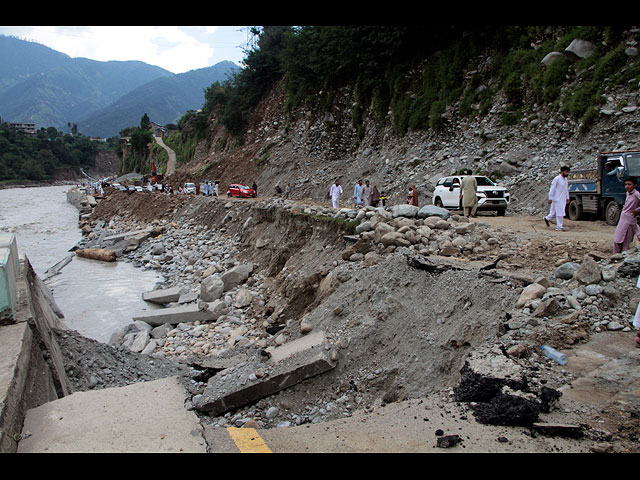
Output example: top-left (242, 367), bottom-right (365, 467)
top-left (432, 175), bottom-right (510, 216)
top-left (184, 182), bottom-right (197, 194)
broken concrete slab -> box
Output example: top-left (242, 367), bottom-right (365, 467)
top-left (132, 302), bottom-right (217, 327)
top-left (221, 262), bottom-right (253, 291)
top-left (142, 286), bottom-right (185, 304)
top-left (17, 376), bottom-right (207, 453)
top-left (103, 227), bottom-right (155, 244)
top-left (192, 331), bottom-right (336, 416)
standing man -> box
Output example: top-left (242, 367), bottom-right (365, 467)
top-left (460, 170), bottom-right (478, 218)
top-left (613, 177), bottom-right (640, 253)
top-left (353, 179), bottom-right (365, 208)
top-left (544, 166), bottom-right (571, 231)
top-left (363, 180), bottom-right (373, 207)
top-left (330, 179), bottom-right (343, 209)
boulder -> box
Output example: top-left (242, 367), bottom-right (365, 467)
top-left (201, 275), bottom-right (224, 302)
top-left (374, 222), bottom-right (396, 244)
top-left (391, 204), bottom-right (419, 218)
top-left (555, 262), bottom-right (580, 280)
top-left (532, 298), bottom-right (560, 318)
top-left (564, 39), bottom-right (595, 60)
top-left (438, 240), bottom-right (460, 256)
top-left (381, 232), bottom-right (410, 247)
top-left (516, 283), bottom-right (547, 308)
top-left (221, 263), bottom-right (254, 291)
top-left (234, 287), bottom-right (254, 308)
top-left (355, 221), bottom-right (372, 234)
top-left (573, 256), bottom-right (602, 285)
top-left (418, 205), bottom-right (450, 219)
top-left (454, 222), bottom-right (475, 234)
top-left (541, 51), bottom-right (565, 66)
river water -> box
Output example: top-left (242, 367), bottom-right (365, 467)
top-left (0, 185), bottom-right (161, 343)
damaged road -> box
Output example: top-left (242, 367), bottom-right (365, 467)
top-left (52, 191), bottom-right (640, 453)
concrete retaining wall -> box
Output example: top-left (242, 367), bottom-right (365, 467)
top-left (0, 245), bottom-right (71, 453)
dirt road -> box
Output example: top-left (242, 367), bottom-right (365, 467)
top-left (476, 213), bottom-right (617, 246)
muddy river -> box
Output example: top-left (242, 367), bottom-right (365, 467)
top-left (0, 185), bottom-right (160, 342)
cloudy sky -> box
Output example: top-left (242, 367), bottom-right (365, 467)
top-left (0, 26), bottom-right (250, 74)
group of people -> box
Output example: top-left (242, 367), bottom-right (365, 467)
top-left (330, 179), bottom-right (386, 209)
top-left (542, 165), bottom-right (640, 255)
top-left (202, 181), bottom-right (220, 197)
top-left (86, 181), bottom-right (105, 196)
top-left (275, 183), bottom-right (292, 198)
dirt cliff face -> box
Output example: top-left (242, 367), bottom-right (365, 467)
top-left (172, 69), bottom-right (640, 220)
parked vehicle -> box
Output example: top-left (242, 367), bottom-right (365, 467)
top-left (432, 175), bottom-right (510, 215)
top-left (183, 182), bottom-right (197, 194)
top-left (567, 150), bottom-right (640, 225)
top-left (227, 184), bottom-right (257, 198)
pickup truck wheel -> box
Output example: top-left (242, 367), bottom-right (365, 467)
top-left (434, 198), bottom-right (443, 208)
top-left (605, 200), bottom-right (621, 226)
top-left (567, 200), bottom-right (583, 221)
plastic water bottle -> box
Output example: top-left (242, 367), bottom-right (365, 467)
top-left (540, 345), bottom-right (568, 365)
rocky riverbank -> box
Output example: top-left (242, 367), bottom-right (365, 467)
top-left (51, 187), bottom-right (639, 452)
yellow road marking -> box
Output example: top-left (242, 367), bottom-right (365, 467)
top-left (227, 427), bottom-right (272, 453)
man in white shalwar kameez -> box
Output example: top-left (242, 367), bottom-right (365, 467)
top-left (544, 166), bottom-right (571, 230)
top-left (330, 179), bottom-right (343, 209)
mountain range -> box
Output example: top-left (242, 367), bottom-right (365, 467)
top-left (0, 35), bottom-right (240, 138)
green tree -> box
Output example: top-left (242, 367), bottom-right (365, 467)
top-left (140, 113), bottom-right (151, 130)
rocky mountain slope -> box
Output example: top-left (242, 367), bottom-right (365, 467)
top-left (173, 67), bottom-right (639, 223)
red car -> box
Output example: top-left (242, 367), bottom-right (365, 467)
top-left (227, 184), bottom-right (257, 198)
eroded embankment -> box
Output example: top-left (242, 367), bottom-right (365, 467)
top-left (85, 191), bottom-right (528, 425)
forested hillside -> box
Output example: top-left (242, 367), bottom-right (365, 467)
top-left (181, 26), bottom-right (639, 143)
top-left (0, 124), bottom-right (101, 183)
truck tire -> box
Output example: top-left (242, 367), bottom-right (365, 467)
top-left (567, 199), bottom-right (583, 221)
top-left (605, 200), bottom-right (621, 226)
top-left (434, 198), bottom-right (443, 208)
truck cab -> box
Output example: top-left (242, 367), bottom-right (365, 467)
top-left (568, 151), bottom-right (640, 225)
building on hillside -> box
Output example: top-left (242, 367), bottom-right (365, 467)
top-left (8, 122), bottom-right (36, 135)
top-left (150, 122), bottom-right (167, 138)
